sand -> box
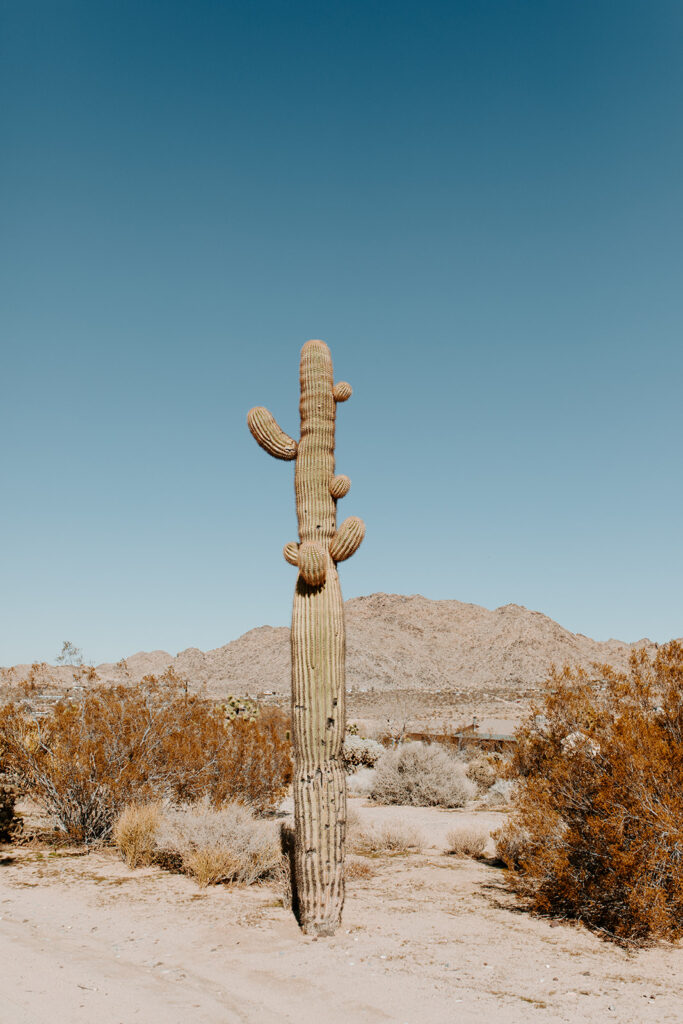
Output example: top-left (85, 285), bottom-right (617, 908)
top-left (2, 798), bottom-right (681, 1024)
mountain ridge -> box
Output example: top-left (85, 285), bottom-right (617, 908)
top-left (1, 594), bottom-right (667, 698)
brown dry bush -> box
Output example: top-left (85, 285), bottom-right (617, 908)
top-left (0, 781), bottom-right (20, 842)
top-left (154, 799), bottom-right (280, 886)
top-left (444, 827), bottom-right (488, 859)
top-left (113, 803), bottom-right (162, 868)
top-left (272, 852), bottom-right (293, 909)
top-left (465, 754), bottom-right (499, 793)
top-left (349, 820), bottom-right (424, 856)
top-left (0, 670), bottom-right (291, 843)
top-left (345, 856), bottom-right (375, 880)
top-left (496, 641), bottom-right (683, 943)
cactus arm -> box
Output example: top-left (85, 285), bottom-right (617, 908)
top-left (247, 406), bottom-right (298, 460)
top-left (296, 340), bottom-right (337, 543)
top-left (333, 382), bottom-right (352, 402)
top-left (329, 516), bottom-right (365, 562)
top-left (283, 542), bottom-right (300, 566)
top-left (329, 474), bottom-right (350, 499)
top-left (298, 540), bottom-right (327, 586)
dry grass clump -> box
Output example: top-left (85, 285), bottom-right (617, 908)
top-left (444, 826), bottom-right (488, 859)
top-left (345, 803), bottom-right (362, 834)
top-left (465, 754), bottom-right (497, 793)
top-left (485, 778), bottom-right (515, 807)
top-left (371, 742), bottom-right (476, 808)
top-left (0, 670), bottom-right (291, 843)
top-left (497, 641), bottom-right (683, 943)
top-left (493, 820), bottom-right (531, 870)
top-left (345, 856), bottom-right (375, 880)
top-left (348, 820), bottom-right (424, 857)
top-left (112, 802), bottom-right (162, 868)
top-left (271, 852), bottom-right (293, 909)
top-left (155, 799), bottom-right (280, 887)
top-left (347, 767), bottom-right (376, 797)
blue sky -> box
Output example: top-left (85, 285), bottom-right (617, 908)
top-left (1, 1), bottom-right (682, 664)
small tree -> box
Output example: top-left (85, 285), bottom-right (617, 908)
top-left (56, 641), bottom-right (82, 667)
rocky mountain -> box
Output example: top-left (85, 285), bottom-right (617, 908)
top-left (3, 594), bottom-right (664, 698)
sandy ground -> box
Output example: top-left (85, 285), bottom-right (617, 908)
top-left (2, 799), bottom-right (682, 1024)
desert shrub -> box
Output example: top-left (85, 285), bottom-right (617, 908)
top-left (218, 695), bottom-right (261, 721)
top-left (347, 767), bottom-right (376, 797)
top-left (465, 755), bottom-right (497, 793)
top-left (371, 742), bottom-right (476, 808)
top-left (345, 803), bottom-right (362, 834)
top-left (0, 670), bottom-right (291, 843)
top-left (272, 852), bottom-right (293, 909)
top-left (445, 827), bottom-right (488, 859)
top-left (0, 780), bottom-right (20, 843)
top-left (497, 641), bottom-right (683, 943)
top-left (206, 709), bottom-right (291, 811)
top-left (113, 803), bottom-right (162, 868)
top-left (485, 778), bottom-right (516, 807)
top-left (155, 799), bottom-right (280, 886)
top-left (342, 735), bottom-right (384, 772)
top-left (493, 819), bottom-right (532, 870)
top-left (349, 820), bottom-right (424, 856)
top-left (350, 720), bottom-right (384, 742)
top-left (345, 856), bottom-right (375, 880)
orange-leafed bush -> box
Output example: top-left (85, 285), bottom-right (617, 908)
top-left (207, 710), bottom-right (292, 811)
top-left (496, 641), bottom-right (683, 943)
top-left (0, 670), bottom-right (291, 843)
top-left (0, 780), bottom-right (19, 842)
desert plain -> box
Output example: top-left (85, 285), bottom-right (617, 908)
top-left (3, 797), bottom-right (682, 1024)
top-left (2, 593), bottom-right (681, 1023)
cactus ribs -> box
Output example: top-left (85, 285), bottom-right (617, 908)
top-left (248, 339), bottom-right (364, 935)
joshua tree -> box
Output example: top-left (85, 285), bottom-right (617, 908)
top-left (247, 339), bottom-right (364, 935)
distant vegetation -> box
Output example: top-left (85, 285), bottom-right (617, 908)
top-left (3, 639), bottom-right (683, 947)
top-left (370, 742), bottom-right (476, 808)
top-left (0, 668), bottom-right (291, 843)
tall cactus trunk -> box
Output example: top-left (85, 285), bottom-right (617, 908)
top-left (247, 339), bottom-right (364, 936)
top-left (291, 561), bottom-right (346, 933)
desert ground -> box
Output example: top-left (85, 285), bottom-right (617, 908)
top-left (3, 796), bottom-right (681, 1024)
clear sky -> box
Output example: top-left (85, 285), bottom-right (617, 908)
top-left (1, 1), bottom-right (681, 665)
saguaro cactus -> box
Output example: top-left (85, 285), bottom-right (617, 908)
top-left (247, 339), bottom-right (364, 935)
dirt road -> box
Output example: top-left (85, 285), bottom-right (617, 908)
top-left (2, 802), bottom-right (681, 1024)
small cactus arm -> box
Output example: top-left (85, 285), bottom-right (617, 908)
top-left (247, 339), bottom-right (365, 935)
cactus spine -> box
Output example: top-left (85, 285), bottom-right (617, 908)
top-left (247, 339), bottom-right (364, 935)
